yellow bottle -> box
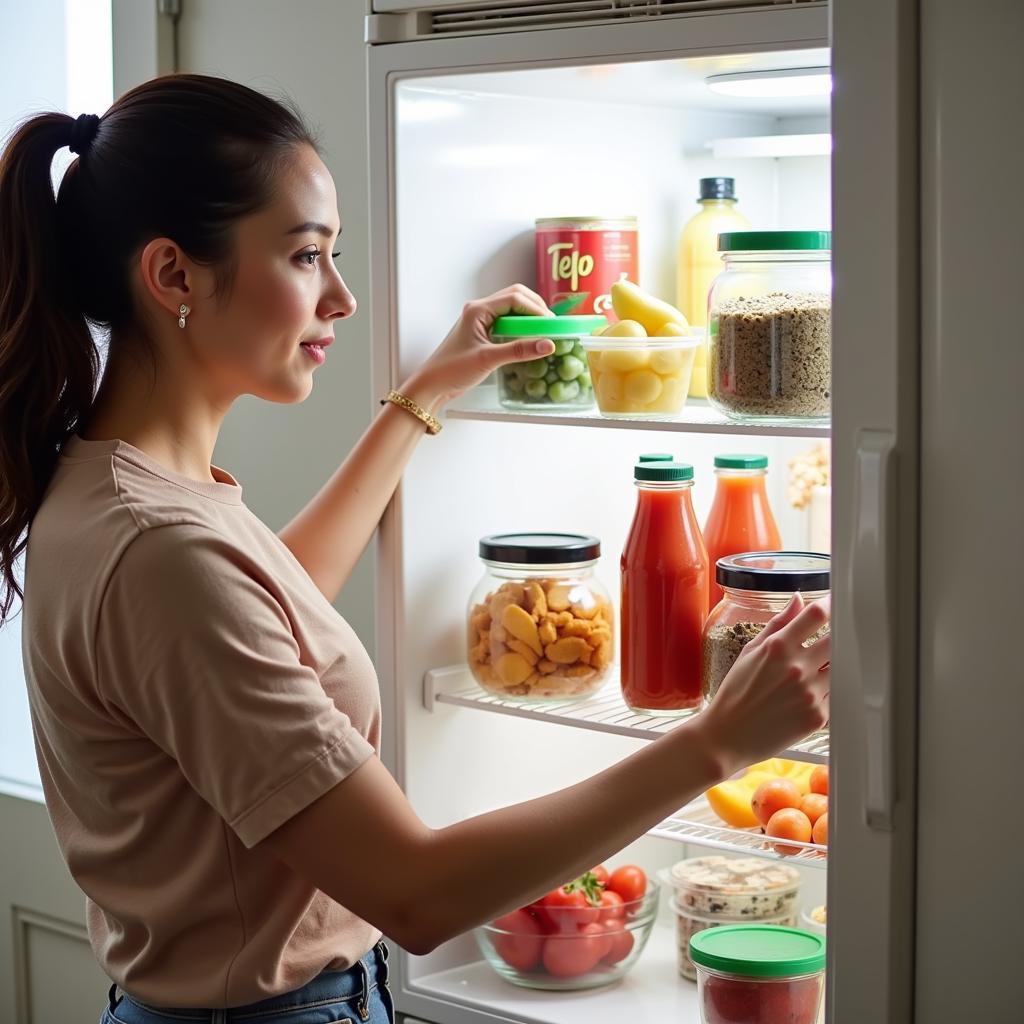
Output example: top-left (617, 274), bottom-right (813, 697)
top-left (676, 178), bottom-right (751, 398)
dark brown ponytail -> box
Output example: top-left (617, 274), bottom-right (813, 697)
top-left (0, 74), bottom-right (319, 626)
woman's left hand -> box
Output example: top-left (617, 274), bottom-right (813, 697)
top-left (401, 284), bottom-right (556, 410)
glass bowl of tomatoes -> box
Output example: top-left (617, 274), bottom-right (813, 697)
top-left (474, 864), bottom-right (659, 991)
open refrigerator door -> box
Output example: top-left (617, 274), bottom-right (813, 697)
top-left (367, 3), bottom-right (917, 1022)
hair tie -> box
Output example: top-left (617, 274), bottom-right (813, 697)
top-left (68, 113), bottom-right (100, 155)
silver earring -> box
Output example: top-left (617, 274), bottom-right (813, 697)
top-left (178, 303), bottom-right (190, 329)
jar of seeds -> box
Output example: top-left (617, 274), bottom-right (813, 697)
top-left (707, 231), bottom-right (831, 423)
top-left (702, 552), bottom-right (830, 703)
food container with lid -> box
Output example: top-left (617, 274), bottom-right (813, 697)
top-left (662, 856), bottom-right (801, 920)
top-left (581, 331), bottom-right (701, 418)
top-left (491, 315), bottom-right (605, 409)
top-left (671, 897), bottom-right (797, 981)
top-left (702, 552), bottom-right (830, 702)
top-left (691, 925), bottom-right (827, 1024)
top-left (707, 231), bottom-right (831, 424)
top-left (467, 533), bottom-right (613, 700)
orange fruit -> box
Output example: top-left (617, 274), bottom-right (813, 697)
top-left (809, 765), bottom-right (829, 796)
top-left (812, 812), bottom-right (828, 846)
top-left (766, 808), bottom-right (813, 855)
top-left (751, 778), bottom-right (802, 828)
top-left (800, 793), bottom-right (828, 825)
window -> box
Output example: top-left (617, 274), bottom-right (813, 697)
top-left (0, 0), bottom-right (112, 796)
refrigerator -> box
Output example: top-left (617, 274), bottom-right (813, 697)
top-left (363, 1), bottom-right (1024, 1022)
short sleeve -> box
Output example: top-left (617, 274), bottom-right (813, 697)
top-left (94, 523), bottom-right (375, 847)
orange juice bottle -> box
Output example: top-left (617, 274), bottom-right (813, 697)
top-left (703, 453), bottom-right (783, 611)
top-left (676, 178), bottom-right (751, 398)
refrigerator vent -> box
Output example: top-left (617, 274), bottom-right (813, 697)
top-left (368, 0), bottom-right (822, 41)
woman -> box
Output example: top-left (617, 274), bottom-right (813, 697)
top-left (0, 75), bottom-right (830, 1024)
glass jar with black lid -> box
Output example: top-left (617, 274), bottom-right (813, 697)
top-left (467, 533), bottom-right (614, 701)
top-left (701, 552), bottom-right (830, 703)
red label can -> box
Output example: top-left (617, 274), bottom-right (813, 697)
top-left (535, 216), bottom-right (639, 320)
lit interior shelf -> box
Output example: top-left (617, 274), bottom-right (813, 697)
top-left (445, 387), bottom-right (830, 438)
top-left (410, 921), bottom-right (701, 1024)
top-left (424, 665), bottom-right (830, 764)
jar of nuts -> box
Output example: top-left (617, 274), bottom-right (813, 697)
top-left (467, 533), bottom-right (614, 701)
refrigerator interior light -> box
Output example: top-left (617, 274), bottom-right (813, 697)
top-left (709, 133), bottom-right (832, 159)
top-left (706, 67), bottom-right (832, 98)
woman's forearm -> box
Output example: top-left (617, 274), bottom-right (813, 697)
top-left (277, 374), bottom-right (440, 603)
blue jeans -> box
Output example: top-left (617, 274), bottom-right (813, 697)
top-left (100, 941), bottom-right (393, 1024)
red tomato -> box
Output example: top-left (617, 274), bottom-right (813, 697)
top-left (583, 921), bottom-right (612, 960)
top-left (598, 889), bottom-right (626, 923)
top-left (541, 928), bottom-right (605, 978)
top-left (537, 885), bottom-right (600, 932)
top-left (490, 909), bottom-right (544, 972)
top-left (601, 926), bottom-right (635, 965)
top-left (759, 977), bottom-right (822, 1024)
top-left (590, 864), bottom-right (611, 886)
top-left (607, 865), bottom-right (647, 904)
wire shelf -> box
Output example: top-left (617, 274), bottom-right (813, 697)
top-left (424, 665), bottom-right (829, 763)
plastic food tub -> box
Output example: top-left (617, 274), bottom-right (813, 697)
top-left (671, 897), bottom-right (797, 981)
top-left (663, 856), bottom-right (801, 920)
top-left (690, 924), bottom-right (826, 1024)
top-left (581, 332), bottom-right (701, 418)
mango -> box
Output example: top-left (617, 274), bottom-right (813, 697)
top-left (704, 759), bottom-right (818, 828)
top-left (611, 280), bottom-right (689, 335)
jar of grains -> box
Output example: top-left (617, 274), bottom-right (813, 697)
top-left (702, 552), bottom-right (830, 703)
top-left (467, 533), bottom-right (614, 701)
top-left (707, 231), bottom-right (831, 423)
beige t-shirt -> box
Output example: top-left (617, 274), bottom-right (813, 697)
top-left (21, 435), bottom-right (382, 1008)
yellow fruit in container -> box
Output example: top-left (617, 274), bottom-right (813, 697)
top-left (602, 347), bottom-right (651, 372)
top-left (653, 321), bottom-right (689, 337)
top-left (596, 369), bottom-right (624, 406)
top-left (705, 770), bottom-right (776, 828)
top-left (599, 318), bottom-right (647, 338)
top-left (624, 369), bottom-right (663, 404)
top-left (611, 280), bottom-right (689, 335)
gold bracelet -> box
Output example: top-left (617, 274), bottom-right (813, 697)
top-left (380, 389), bottom-right (442, 435)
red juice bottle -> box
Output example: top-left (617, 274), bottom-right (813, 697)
top-left (620, 461), bottom-right (709, 714)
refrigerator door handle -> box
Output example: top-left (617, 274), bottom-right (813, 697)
top-left (851, 429), bottom-right (897, 831)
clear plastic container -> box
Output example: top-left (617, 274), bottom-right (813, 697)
top-left (662, 856), bottom-right (801, 920)
top-left (467, 533), bottom-right (614, 700)
top-left (671, 897), bottom-right (797, 981)
top-left (702, 552), bottom-right (830, 702)
top-left (691, 925), bottom-right (826, 1024)
top-left (491, 314), bottom-right (606, 409)
top-left (707, 231), bottom-right (831, 424)
top-left (581, 332), bottom-right (701, 418)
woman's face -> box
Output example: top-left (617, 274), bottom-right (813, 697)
top-left (192, 144), bottom-right (355, 404)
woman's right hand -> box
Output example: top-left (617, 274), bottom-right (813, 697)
top-left (700, 594), bottom-right (831, 775)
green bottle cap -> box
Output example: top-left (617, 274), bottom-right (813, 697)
top-left (714, 454), bottom-right (769, 469)
top-left (717, 230), bottom-right (831, 252)
top-left (491, 315), bottom-right (607, 337)
top-left (638, 453), bottom-right (674, 463)
top-left (634, 462), bottom-right (694, 482)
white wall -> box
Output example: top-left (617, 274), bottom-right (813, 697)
top-left (177, 0), bottom-right (378, 656)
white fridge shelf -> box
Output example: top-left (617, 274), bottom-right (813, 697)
top-left (424, 665), bottom-right (830, 763)
top-left (424, 666), bottom-right (829, 869)
top-left (411, 920), bottom-right (701, 1024)
top-left (446, 386), bottom-right (831, 438)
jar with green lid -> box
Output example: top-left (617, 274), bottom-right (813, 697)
top-left (707, 231), bottom-right (831, 423)
top-left (690, 924), bottom-right (826, 1024)
top-left (490, 315), bottom-right (605, 409)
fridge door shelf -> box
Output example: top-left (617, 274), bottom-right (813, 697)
top-left (447, 386), bottom-right (830, 438)
top-left (424, 664), bottom-right (830, 763)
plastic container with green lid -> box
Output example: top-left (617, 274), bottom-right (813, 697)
top-left (490, 315), bottom-right (605, 409)
top-left (690, 924), bottom-right (826, 1024)
top-left (707, 230), bottom-right (831, 425)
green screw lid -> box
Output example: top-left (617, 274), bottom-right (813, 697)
top-left (717, 230), bottom-right (831, 252)
top-left (634, 461), bottom-right (693, 482)
top-left (491, 315), bottom-right (607, 338)
top-left (689, 925), bottom-right (826, 978)
top-left (715, 454), bottom-right (768, 469)
top-left (638, 453), bottom-right (674, 463)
